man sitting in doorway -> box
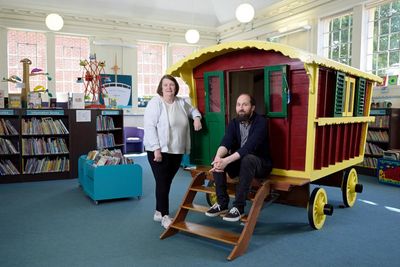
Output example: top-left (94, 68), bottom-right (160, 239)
top-left (205, 93), bottom-right (272, 222)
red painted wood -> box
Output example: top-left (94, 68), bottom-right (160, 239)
top-left (343, 124), bottom-right (350, 160)
top-left (355, 123), bottom-right (361, 156)
top-left (323, 126), bottom-right (331, 167)
top-left (349, 123), bottom-right (355, 158)
top-left (314, 126), bottom-right (323, 170)
top-left (329, 125), bottom-right (336, 165)
top-left (191, 48), bottom-right (309, 171)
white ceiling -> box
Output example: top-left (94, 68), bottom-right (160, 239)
top-left (0, 0), bottom-right (285, 27)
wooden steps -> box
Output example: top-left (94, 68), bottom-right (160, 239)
top-left (171, 221), bottom-right (240, 245)
top-left (160, 171), bottom-right (272, 260)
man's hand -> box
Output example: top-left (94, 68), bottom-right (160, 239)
top-left (193, 117), bottom-right (202, 131)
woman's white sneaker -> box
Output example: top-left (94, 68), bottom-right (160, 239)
top-left (153, 210), bottom-right (162, 222)
top-left (161, 215), bottom-right (172, 229)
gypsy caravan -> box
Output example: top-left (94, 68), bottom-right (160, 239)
top-left (160, 41), bottom-right (382, 260)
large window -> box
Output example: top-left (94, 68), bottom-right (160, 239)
top-left (366, 0), bottom-right (400, 76)
top-left (7, 30), bottom-right (47, 93)
top-left (55, 35), bottom-right (90, 93)
top-left (322, 13), bottom-right (353, 65)
top-left (137, 42), bottom-right (167, 98)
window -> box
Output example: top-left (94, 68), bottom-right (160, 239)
top-left (137, 42), bottom-right (167, 98)
top-left (334, 72), bottom-right (363, 117)
top-left (322, 13), bottom-right (353, 65)
top-left (171, 44), bottom-right (197, 97)
top-left (7, 30), bottom-right (47, 93)
top-left (366, 0), bottom-right (400, 76)
top-left (55, 35), bottom-right (90, 93)
top-left (264, 65), bottom-right (288, 118)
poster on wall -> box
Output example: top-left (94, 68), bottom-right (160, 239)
top-left (100, 74), bottom-right (132, 108)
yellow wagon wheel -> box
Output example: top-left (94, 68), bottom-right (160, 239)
top-left (205, 180), bottom-right (218, 206)
top-left (342, 168), bottom-right (363, 207)
top-left (308, 187), bottom-right (333, 230)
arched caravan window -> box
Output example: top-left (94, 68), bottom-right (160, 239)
top-left (334, 72), bottom-right (366, 117)
top-left (264, 65), bottom-right (288, 118)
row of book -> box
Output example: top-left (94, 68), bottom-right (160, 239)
top-left (21, 137), bottom-right (69, 155)
top-left (0, 138), bottom-right (19, 154)
top-left (369, 115), bottom-right (389, 128)
top-left (0, 119), bottom-right (18, 135)
top-left (0, 159), bottom-right (20, 175)
top-left (97, 133), bottom-right (116, 149)
top-left (22, 117), bottom-right (69, 135)
top-left (96, 116), bottom-right (116, 131)
top-left (87, 148), bottom-right (133, 166)
top-left (361, 157), bottom-right (378, 168)
top-left (365, 142), bottom-right (384, 156)
top-left (24, 157), bottom-right (70, 174)
top-left (367, 130), bottom-right (389, 143)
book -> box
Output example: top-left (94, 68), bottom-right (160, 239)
top-left (71, 93), bottom-right (85, 109)
top-left (8, 94), bottom-right (21, 108)
top-left (28, 92), bottom-right (42, 109)
top-left (0, 89), bottom-right (5, 108)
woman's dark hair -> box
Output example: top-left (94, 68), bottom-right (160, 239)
top-left (156, 74), bottom-right (180, 96)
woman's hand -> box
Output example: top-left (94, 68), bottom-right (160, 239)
top-left (154, 149), bottom-right (162, 162)
top-left (193, 117), bottom-right (202, 131)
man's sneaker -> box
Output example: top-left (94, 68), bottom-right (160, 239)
top-left (161, 215), bottom-right (172, 229)
top-left (205, 203), bottom-right (228, 217)
top-left (153, 210), bottom-right (162, 222)
top-left (223, 207), bottom-right (243, 222)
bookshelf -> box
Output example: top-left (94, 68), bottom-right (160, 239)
top-left (358, 108), bottom-right (400, 175)
top-left (68, 109), bottom-right (124, 179)
top-left (0, 109), bottom-right (21, 182)
top-left (0, 108), bottom-right (124, 183)
top-left (96, 110), bottom-right (124, 151)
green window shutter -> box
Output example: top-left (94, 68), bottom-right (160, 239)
top-left (354, 78), bottom-right (366, 116)
top-left (264, 65), bottom-right (288, 118)
top-left (334, 72), bottom-right (346, 117)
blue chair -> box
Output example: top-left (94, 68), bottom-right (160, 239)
top-left (124, 127), bottom-right (144, 153)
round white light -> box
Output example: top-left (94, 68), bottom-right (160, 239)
top-left (45, 13), bottom-right (64, 31)
top-left (235, 3), bottom-right (255, 23)
top-left (185, 29), bottom-right (200, 44)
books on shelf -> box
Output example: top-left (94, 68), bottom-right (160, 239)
top-left (0, 138), bottom-right (19, 154)
top-left (23, 157), bottom-right (70, 174)
top-left (97, 133), bottom-right (116, 149)
top-left (0, 119), bottom-right (18, 135)
top-left (0, 159), bottom-right (20, 175)
top-left (21, 137), bottom-right (69, 155)
top-left (21, 117), bottom-right (69, 135)
top-left (96, 115), bottom-right (116, 130)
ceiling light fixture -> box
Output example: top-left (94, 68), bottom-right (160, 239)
top-left (185, 29), bottom-right (200, 44)
top-left (235, 3), bottom-right (255, 23)
top-left (45, 13), bottom-right (64, 31)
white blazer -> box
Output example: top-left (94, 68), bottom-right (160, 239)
top-left (143, 95), bottom-right (201, 154)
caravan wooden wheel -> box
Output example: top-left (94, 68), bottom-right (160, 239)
top-left (205, 180), bottom-right (218, 206)
top-left (308, 187), bottom-right (330, 230)
top-left (342, 168), bottom-right (360, 207)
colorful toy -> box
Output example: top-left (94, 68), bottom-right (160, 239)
top-left (160, 41), bottom-right (382, 260)
top-left (80, 54), bottom-right (107, 107)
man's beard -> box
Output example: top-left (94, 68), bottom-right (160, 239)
top-left (237, 112), bottom-right (251, 122)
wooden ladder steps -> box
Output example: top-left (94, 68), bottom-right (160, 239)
top-left (171, 221), bottom-right (240, 245)
top-left (190, 185), bottom-right (255, 201)
top-left (181, 203), bottom-right (249, 223)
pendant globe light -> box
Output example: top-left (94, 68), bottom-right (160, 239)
top-left (45, 13), bottom-right (64, 31)
top-left (235, 3), bottom-right (255, 23)
top-left (185, 29), bottom-right (200, 44)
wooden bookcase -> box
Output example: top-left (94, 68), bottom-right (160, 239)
top-left (0, 108), bottom-right (124, 183)
top-left (357, 108), bottom-right (400, 175)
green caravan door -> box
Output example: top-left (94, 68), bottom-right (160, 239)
top-left (191, 71), bottom-right (226, 165)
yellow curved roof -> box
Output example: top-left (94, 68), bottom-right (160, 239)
top-left (167, 40), bottom-right (382, 82)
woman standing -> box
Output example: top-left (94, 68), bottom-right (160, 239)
top-left (144, 74), bottom-right (202, 229)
